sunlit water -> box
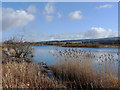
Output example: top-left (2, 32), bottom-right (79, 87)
top-left (32, 46), bottom-right (119, 65)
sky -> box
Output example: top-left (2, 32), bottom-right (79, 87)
top-left (1, 2), bottom-right (118, 42)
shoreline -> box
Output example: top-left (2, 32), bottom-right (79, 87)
top-left (29, 44), bottom-right (120, 49)
top-left (2, 43), bottom-right (120, 49)
top-left (2, 43), bottom-right (119, 88)
top-left (60, 45), bottom-right (120, 49)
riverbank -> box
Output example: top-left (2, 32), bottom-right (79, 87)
top-left (2, 43), bottom-right (120, 49)
top-left (1, 46), bottom-right (62, 88)
top-left (48, 49), bottom-right (119, 88)
top-left (2, 45), bottom-right (120, 89)
top-left (61, 44), bottom-right (120, 48)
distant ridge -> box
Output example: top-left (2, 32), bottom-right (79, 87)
top-left (63, 37), bottom-right (120, 41)
top-left (42, 37), bottom-right (120, 42)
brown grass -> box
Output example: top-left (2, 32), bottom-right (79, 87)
top-left (2, 43), bottom-right (119, 89)
top-left (50, 49), bottom-right (119, 88)
top-left (2, 62), bottom-right (58, 88)
top-left (62, 43), bottom-right (120, 48)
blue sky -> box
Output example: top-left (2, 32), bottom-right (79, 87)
top-left (2, 2), bottom-right (118, 41)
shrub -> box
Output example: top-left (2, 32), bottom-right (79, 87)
top-left (3, 35), bottom-right (33, 58)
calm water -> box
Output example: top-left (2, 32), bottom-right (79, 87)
top-left (32, 46), bottom-right (119, 65)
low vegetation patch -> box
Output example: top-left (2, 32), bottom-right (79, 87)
top-left (2, 36), bottom-right (119, 89)
top-left (49, 49), bottom-right (119, 89)
top-left (2, 62), bottom-right (58, 88)
top-left (2, 36), bottom-right (59, 89)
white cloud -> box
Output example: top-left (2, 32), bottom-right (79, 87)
top-left (57, 12), bottom-right (62, 18)
top-left (43, 3), bottom-right (54, 15)
top-left (43, 3), bottom-right (55, 22)
top-left (22, 27), bottom-right (117, 41)
top-left (45, 15), bottom-right (53, 22)
top-left (96, 4), bottom-right (113, 9)
top-left (1, 8), bottom-right (35, 30)
top-left (27, 5), bottom-right (37, 14)
top-left (68, 11), bottom-right (82, 20)
top-left (84, 27), bottom-right (117, 39)
top-left (49, 32), bottom-right (75, 41)
top-left (47, 27), bottom-right (117, 41)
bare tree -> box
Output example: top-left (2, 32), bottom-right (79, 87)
top-left (4, 35), bottom-right (34, 58)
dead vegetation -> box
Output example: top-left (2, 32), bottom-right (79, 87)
top-left (49, 49), bottom-right (119, 89)
top-left (2, 62), bottom-right (58, 88)
top-left (2, 36), bottom-right (59, 88)
top-left (2, 35), bottom-right (119, 89)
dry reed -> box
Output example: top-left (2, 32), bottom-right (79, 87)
top-left (2, 62), bottom-right (58, 88)
top-left (50, 49), bottom-right (119, 88)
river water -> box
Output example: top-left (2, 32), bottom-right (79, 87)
top-left (32, 46), bottom-right (119, 65)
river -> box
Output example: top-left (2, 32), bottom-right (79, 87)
top-left (32, 46), bottom-right (119, 65)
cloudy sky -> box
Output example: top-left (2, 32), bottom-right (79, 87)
top-left (2, 2), bottom-right (118, 42)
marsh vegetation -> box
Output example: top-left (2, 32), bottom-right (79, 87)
top-left (2, 37), bottom-right (59, 88)
top-left (49, 49), bottom-right (119, 88)
top-left (2, 36), bottom-right (119, 89)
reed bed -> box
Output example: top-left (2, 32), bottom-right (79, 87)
top-left (2, 62), bottom-right (58, 88)
top-left (50, 49), bottom-right (119, 88)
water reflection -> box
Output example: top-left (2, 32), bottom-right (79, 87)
top-left (32, 46), bottom-right (119, 65)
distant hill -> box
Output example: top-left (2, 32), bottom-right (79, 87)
top-left (3, 37), bottom-right (120, 48)
top-left (58, 37), bottom-right (120, 42)
top-left (41, 37), bottom-right (120, 47)
top-left (41, 37), bottom-right (120, 43)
